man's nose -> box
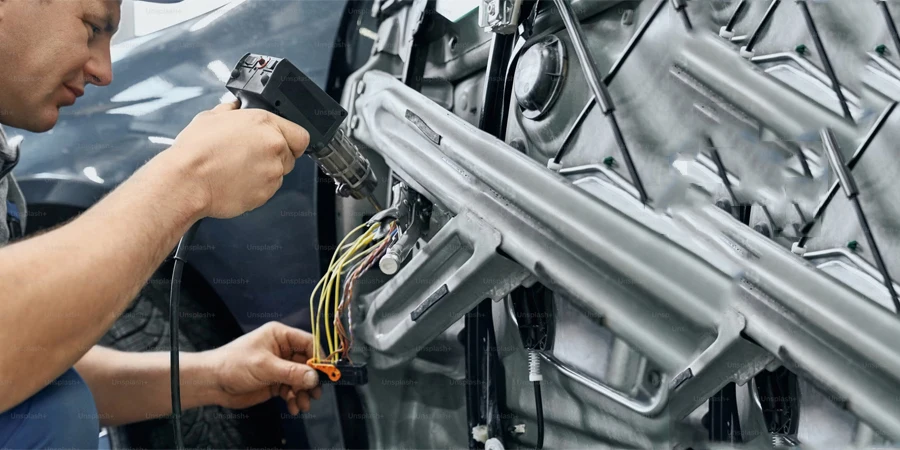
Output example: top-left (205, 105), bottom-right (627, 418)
top-left (84, 49), bottom-right (113, 87)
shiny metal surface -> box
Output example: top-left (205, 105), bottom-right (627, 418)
top-left (341, 0), bottom-right (900, 448)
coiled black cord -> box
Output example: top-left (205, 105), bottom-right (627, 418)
top-left (170, 221), bottom-right (202, 450)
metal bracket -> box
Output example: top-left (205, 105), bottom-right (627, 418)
top-left (479, 0), bottom-right (524, 34)
top-left (355, 210), bottom-right (530, 368)
top-left (667, 310), bottom-right (775, 421)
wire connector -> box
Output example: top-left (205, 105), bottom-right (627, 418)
top-left (546, 158), bottom-right (562, 172)
top-left (307, 359), bottom-right (369, 385)
top-left (791, 242), bottom-right (807, 256)
top-left (719, 26), bottom-right (735, 39)
top-left (528, 350), bottom-right (543, 382)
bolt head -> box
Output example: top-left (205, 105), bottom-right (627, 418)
top-left (847, 240), bottom-right (859, 250)
top-left (877, 44), bottom-right (888, 55)
top-left (487, 2), bottom-right (497, 18)
top-left (754, 224), bottom-right (772, 238)
top-left (357, 82), bottom-right (366, 95)
top-left (795, 44), bottom-right (807, 55)
top-left (603, 156), bottom-right (616, 167)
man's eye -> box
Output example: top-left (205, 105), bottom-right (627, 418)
top-left (85, 22), bottom-right (101, 39)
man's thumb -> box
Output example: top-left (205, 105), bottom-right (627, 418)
top-left (265, 357), bottom-right (319, 389)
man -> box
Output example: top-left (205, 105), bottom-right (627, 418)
top-left (0, 0), bottom-right (324, 447)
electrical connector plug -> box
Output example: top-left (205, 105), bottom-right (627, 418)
top-left (307, 359), bottom-right (369, 385)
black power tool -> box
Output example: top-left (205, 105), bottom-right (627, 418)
top-left (226, 53), bottom-right (379, 205)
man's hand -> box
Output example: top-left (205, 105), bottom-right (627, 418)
top-left (206, 322), bottom-right (322, 415)
top-left (166, 101), bottom-right (310, 219)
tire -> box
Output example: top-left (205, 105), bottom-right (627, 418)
top-left (98, 261), bottom-right (285, 449)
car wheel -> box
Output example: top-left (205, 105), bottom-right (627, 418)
top-left (98, 261), bottom-right (285, 449)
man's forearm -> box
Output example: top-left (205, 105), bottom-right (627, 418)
top-left (0, 149), bottom-right (207, 412)
top-left (75, 346), bottom-right (222, 426)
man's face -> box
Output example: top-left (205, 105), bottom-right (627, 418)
top-left (0, 0), bottom-right (119, 132)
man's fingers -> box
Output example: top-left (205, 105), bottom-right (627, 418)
top-left (281, 389), bottom-right (299, 416)
top-left (265, 113), bottom-right (310, 159)
top-left (294, 390), bottom-right (311, 412)
top-left (279, 384), bottom-right (292, 402)
top-left (273, 323), bottom-right (317, 360)
top-left (212, 100), bottom-right (240, 112)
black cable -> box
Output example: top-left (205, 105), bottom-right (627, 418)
top-left (798, 102), bottom-right (897, 247)
top-left (851, 198), bottom-right (900, 312)
top-left (878, 0), bottom-right (900, 60)
top-left (795, 144), bottom-right (813, 178)
top-left (604, 0), bottom-right (667, 85)
top-left (761, 204), bottom-right (779, 236)
top-left (671, 0), bottom-right (692, 31)
top-left (533, 381), bottom-right (544, 449)
top-left (744, 0), bottom-right (780, 52)
top-left (820, 128), bottom-right (900, 312)
top-left (724, 0), bottom-right (747, 33)
top-left (551, 0), bottom-right (649, 204)
top-left (797, 0), bottom-right (853, 120)
top-left (552, 0), bottom-right (666, 165)
top-left (170, 221), bottom-right (202, 450)
top-left (552, 99), bottom-right (595, 164)
top-left (708, 141), bottom-right (738, 207)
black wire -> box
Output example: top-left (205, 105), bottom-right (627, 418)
top-left (819, 128), bottom-right (899, 312)
top-left (795, 145), bottom-right (813, 178)
top-left (707, 140), bottom-right (737, 206)
top-left (797, 0), bottom-right (852, 121)
top-left (851, 198), bottom-right (900, 312)
top-left (170, 221), bottom-right (202, 450)
top-left (724, 0), bottom-right (747, 32)
top-left (605, 0), bottom-right (667, 85)
top-left (551, 0), bottom-right (649, 204)
top-left (533, 381), bottom-right (544, 450)
top-left (744, 0), bottom-right (780, 52)
top-left (672, 0), bottom-right (692, 31)
top-left (798, 103), bottom-right (897, 247)
top-left (552, 99), bottom-right (596, 164)
top-left (553, 0), bottom-right (666, 165)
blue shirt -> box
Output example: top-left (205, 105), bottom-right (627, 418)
top-left (0, 368), bottom-right (99, 449)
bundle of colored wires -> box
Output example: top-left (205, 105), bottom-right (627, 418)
top-left (308, 221), bottom-right (397, 364)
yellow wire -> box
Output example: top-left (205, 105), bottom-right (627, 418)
top-left (333, 229), bottom-right (395, 361)
top-left (309, 222), bottom-right (369, 362)
top-left (322, 226), bottom-right (375, 359)
top-left (326, 229), bottom-right (375, 359)
top-left (308, 221), bottom-right (396, 364)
